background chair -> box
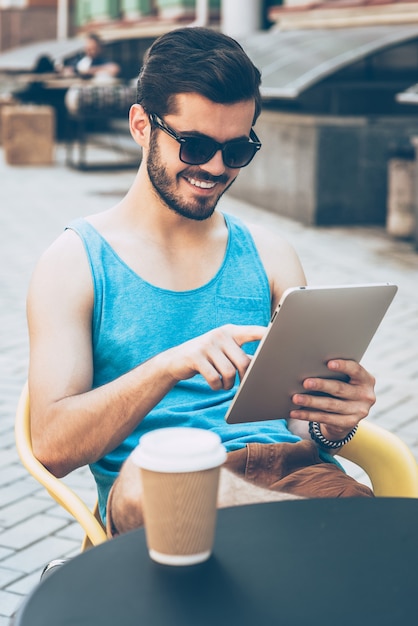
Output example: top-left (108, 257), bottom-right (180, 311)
top-left (64, 84), bottom-right (140, 171)
top-left (15, 383), bottom-right (418, 557)
top-left (14, 382), bottom-right (107, 552)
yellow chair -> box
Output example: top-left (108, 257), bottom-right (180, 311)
top-left (15, 382), bottom-right (107, 552)
top-left (339, 419), bottom-right (418, 497)
top-left (15, 383), bottom-right (418, 555)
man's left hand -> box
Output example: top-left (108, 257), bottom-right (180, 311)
top-left (290, 359), bottom-right (376, 441)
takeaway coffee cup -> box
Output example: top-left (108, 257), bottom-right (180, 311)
top-left (131, 427), bottom-right (226, 566)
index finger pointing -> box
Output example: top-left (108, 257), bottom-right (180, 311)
top-left (228, 324), bottom-right (267, 347)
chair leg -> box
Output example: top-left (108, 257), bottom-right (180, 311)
top-left (66, 117), bottom-right (88, 170)
top-left (40, 559), bottom-right (67, 581)
top-left (81, 501), bottom-right (106, 551)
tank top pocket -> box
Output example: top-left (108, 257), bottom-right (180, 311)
top-left (216, 294), bottom-right (268, 325)
top-left (216, 295), bottom-right (268, 355)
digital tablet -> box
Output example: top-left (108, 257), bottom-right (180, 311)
top-left (225, 283), bottom-right (398, 424)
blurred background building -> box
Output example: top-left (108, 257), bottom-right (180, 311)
top-left (4, 0), bottom-right (418, 52)
top-left (1, 0), bottom-right (418, 236)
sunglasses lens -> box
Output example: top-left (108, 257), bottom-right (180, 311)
top-left (179, 136), bottom-right (260, 168)
top-left (223, 142), bottom-right (258, 168)
top-left (180, 137), bottom-right (216, 165)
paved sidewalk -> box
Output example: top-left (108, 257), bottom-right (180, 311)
top-left (1, 145), bottom-right (418, 623)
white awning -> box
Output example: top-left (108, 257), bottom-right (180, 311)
top-left (239, 24), bottom-right (418, 99)
top-left (0, 39), bottom-right (84, 72)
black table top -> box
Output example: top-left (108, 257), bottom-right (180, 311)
top-left (14, 498), bottom-right (418, 626)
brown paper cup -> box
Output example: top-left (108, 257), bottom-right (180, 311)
top-left (141, 466), bottom-right (221, 565)
top-left (131, 428), bottom-right (226, 566)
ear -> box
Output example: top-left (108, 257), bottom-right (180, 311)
top-left (129, 104), bottom-right (151, 148)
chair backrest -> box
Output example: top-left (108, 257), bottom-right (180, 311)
top-left (15, 382), bottom-right (107, 551)
top-left (15, 382), bottom-right (418, 551)
top-left (338, 420), bottom-right (418, 497)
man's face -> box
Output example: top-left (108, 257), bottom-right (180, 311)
top-left (85, 38), bottom-right (101, 59)
top-left (146, 93), bottom-right (256, 221)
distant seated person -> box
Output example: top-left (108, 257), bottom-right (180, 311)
top-left (64, 33), bottom-right (120, 82)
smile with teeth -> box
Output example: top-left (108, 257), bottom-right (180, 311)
top-left (185, 177), bottom-right (217, 189)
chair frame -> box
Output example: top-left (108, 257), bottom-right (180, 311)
top-left (15, 382), bottom-right (418, 554)
top-left (339, 419), bottom-right (418, 497)
top-left (15, 382), bottom-right (107, 550)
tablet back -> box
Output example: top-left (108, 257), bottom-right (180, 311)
top-left (225, 283), bottom-right (397, 424)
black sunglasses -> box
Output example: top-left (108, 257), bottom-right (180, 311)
top-left (149, 112), bottom-right (261, 169)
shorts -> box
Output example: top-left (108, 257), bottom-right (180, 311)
top-left (107, 439), bottom-right (373, 536)
top-left (224, 440), bottom-right (374, 499)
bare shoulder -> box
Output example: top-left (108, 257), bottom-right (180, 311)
top-left (39, 226), bottom-right (86, 258)
top-left (27, 228), bottom-right (96, 414)
top-left (245, 221), bottom-right (298, 259)
top-left (245, 221), bottom-right (307, 308)
top-left (28, 228), bottom-right (93, 317)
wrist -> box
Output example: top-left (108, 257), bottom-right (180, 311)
top-left (308, 421), bottom-right (358, 451)
top-left (321, 424), bottom-right (354, 442)
top-left (155, 349), bottom-right (180, 386)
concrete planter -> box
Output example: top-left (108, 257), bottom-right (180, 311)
top-left (231, 110), bottom-right (418, 226)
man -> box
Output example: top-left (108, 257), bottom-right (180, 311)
top-left (64, 32), bottom-right (120, 79)
top-left (28, 27), bottom-right (375, 538)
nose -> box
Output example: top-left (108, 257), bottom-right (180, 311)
top-left (202, 149), bottom-right (227, 176)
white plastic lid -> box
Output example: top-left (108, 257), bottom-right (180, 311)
top-left (131, 427), bottom-right (227, 473)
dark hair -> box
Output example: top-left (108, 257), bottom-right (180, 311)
top-left (136, 27), bottom-right (262, 124)
top-left (86, 32), bottom-right (103, 46)
top-left (33, 54), bottom-right (55, 74)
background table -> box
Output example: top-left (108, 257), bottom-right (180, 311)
top-left (14, 498), bottom-right (418, 626)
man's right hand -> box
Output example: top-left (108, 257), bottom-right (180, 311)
top-left (162, 324), bottom-right (266, 391)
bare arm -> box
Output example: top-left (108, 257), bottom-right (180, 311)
top-left (76, 57), bottom-right (120, 78)
top-left (28, 230), bottom-right (265, 477)
top-left (88, 62), bottom-right (120, 78)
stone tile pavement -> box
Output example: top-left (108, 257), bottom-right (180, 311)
top-left (1, 145), bottom-right (417, 623)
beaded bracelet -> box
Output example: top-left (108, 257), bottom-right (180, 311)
top-left (308, 421), bottom-right (358, 451)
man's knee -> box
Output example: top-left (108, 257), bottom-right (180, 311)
top-left (273, 463), bottom-right (374, 499)
top-left (106, 457), bottom-right (145, 537)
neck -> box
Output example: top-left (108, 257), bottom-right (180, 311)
top-left (118, 166), bottom-right (224, 246)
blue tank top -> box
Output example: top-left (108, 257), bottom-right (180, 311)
top-left (68, 213), bottom-right (303, 520)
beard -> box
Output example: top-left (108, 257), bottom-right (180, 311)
top-left (146, 132), bottom-right (235, 221)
